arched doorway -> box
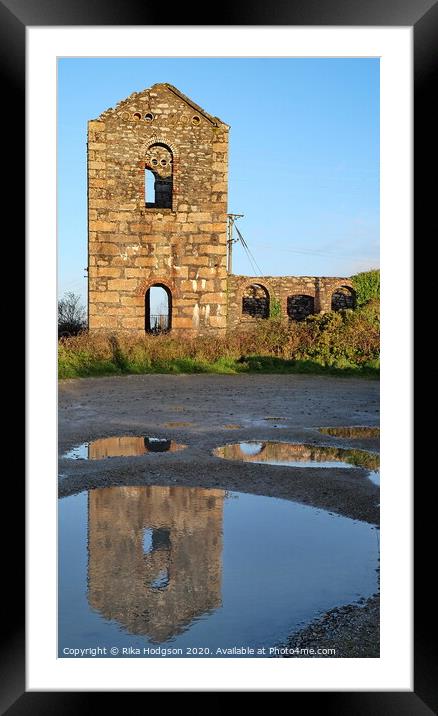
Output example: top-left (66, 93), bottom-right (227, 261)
top-left (145, 284), bottom-right (172, 333)
top-left (331, 286), bottom-right (356, 311)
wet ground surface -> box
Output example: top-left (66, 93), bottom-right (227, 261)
top-left (318, 426), bottom-right (380, 439)
top-left (59, 374), bottom-right (380, 525)
top-left (59, 374), bottom-right (380, 657)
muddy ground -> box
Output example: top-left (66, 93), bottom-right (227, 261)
top-left (59, 373), bottom-right (380, 656)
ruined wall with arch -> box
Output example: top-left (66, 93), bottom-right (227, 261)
top-left (227, 275), bottom-right (355, 331)
top-left (88, 82), bottom-right (356, 336)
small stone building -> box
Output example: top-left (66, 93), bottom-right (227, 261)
top-left (87, 83), bottom-right (355, 334)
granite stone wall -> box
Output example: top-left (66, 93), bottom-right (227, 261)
top-left (87, 83), bottom-right (355, 336)
top-left (227, 275), bottom-right (355, 330)
top-left (88, 83), bottom-right (228, 334)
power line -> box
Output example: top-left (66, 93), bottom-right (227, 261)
top-left (234, 225), bottom-right (263, 276)
top-left (251, 241), bottom-right (379, 260)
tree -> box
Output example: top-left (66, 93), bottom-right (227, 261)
top-left (58, 292), bottom-right (87, 337)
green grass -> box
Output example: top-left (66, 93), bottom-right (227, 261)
top-left (59, 349), bottom-right (379, 379)
top-left (58, 301), bottom-right (380, 380)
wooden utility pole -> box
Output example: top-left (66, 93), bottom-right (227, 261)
top-left (226, 214), bottom-right (244, 274)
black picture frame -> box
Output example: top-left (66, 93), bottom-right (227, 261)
top-left (8, 0), bottom-right (433, 709)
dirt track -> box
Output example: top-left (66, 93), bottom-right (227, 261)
top-left (59, 373), bottom-right (379, 525)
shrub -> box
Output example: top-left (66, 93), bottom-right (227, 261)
top-left (58, 300), bottom-right (379, 378)
top-left (351, 269), bottom-right (380, 306)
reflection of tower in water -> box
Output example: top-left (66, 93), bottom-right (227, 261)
top-left (87, 486), bottom-right (224, 642)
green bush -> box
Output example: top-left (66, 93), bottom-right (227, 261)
top-left (269, 297), bottom-right (282, 318)
top-left (351, 269), bottom-right (380, 306)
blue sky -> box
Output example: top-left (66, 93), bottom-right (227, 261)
top-left (58, 57), bottom-right (379, 304)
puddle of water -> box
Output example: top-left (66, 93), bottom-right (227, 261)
top-left (319, 426), bottom-right (379, 439)
top-left (249, 418), bottom-right (289, 429)
top-left (63, 436), bottom-right (187, 460)
top-left (163, 422), bottom-right (194, 428)
top-left (169, 405), bottom-right (185, 413)
top-left (213, 441), bottom-right (379, 471)
top-left (59, 485), bottom-right (378, 657)
top-left (367, 471), bottom-right (380, 486)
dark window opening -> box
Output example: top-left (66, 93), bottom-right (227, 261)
top-left (242, 284), bottom-right (270, 319)
top-left (152, 528), bottom-right (171, 551)
top-left (145, 284), bottom-right (172, 333)
top-left (331, 286), bottom-right (356, 311)
top-left (143, 527), bottom-right (171, 553)
top-left (287, 295), bottom-right (315, 321)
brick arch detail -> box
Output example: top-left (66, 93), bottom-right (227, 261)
top-left (330, 283), bottom-right (356, 311)
top-left (141, 137), bottom-right (180, 211)
top-left (235, 278), bottom-right (275, 305)
top-left (142, 136), bottom-right (179, 159)
top-left (330, 282), bottom-right (355, 295)
top-left (137, 277), bottom-right (175, 297)
top-left (236, 279), bottom-right (274, 319)
top-left (329, 283), bottom-right (356, 302)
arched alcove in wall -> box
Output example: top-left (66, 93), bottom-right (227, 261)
top-left (242, 284), bottom-right (270, 319)
top-left (331, 286), bottom-right (356, 311)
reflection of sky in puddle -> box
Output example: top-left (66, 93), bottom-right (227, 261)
top-left (143, 528), bottom-right (153, 553)
top-left (367, 471), bottom-right (380, 486)
top-left (59, 485), bottom-right (379, 657)
top-left (239, 442), bottom-right (264, 456)
top-left (63, 436), bottom-right (186, 460)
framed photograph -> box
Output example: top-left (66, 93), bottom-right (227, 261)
top-left (8, 0), bottom-right (432, 708)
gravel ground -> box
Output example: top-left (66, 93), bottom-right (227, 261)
top-left (59, 373), bottom-right (380, 656)
top-left (277, 593), bottom-right (380, 658)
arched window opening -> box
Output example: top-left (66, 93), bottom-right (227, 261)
top-left (145, 284), bottom-right (172, 333)
top-left (331, 286), bottom-right (356, 311)
top-left (145, 143), bottom-right (173, 209)
top-left (242, 284), bottom-right (270, 319)
top-left (287, 295), bottom-right (315, 321)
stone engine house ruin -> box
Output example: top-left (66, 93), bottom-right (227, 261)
top-left (88, 83), bottom-right (355, 334)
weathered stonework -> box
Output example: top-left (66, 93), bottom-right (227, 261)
top-left (227, 276), bottom-right (355, 331)
top-left (88, 83), bottom-right (228, 334)
top-left (88, 83), bottom-right (355, 335)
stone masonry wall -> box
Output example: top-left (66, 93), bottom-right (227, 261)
top-left (88, 82), bottom-right (355, 336)
top-left (88, 83), bottom-right (228, 334)
top-left (227, 275), bottom-right (355, 330)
